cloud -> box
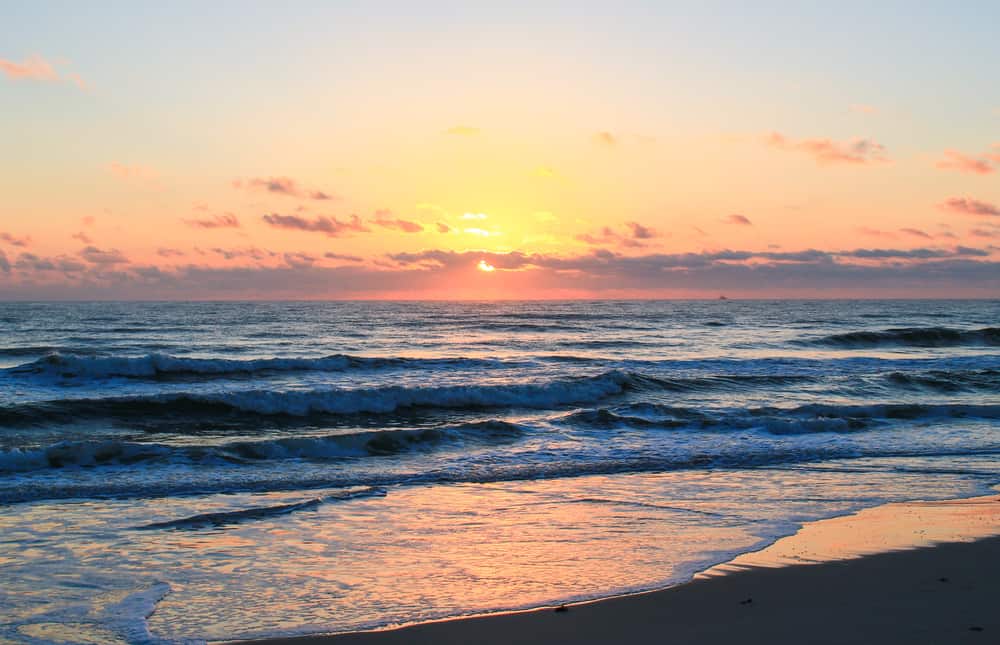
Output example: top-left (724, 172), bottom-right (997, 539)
top-left (157, 248), bottom-right (186, 258)
top-left (766, 131), bottom-right (888, 165)
top-left (210, 247), bottom-right (275, 261)
top-left (184, 213), bottom-right (240, 229)
top-left (0, 55), bottom-right (58, 81)
top-left (262, 213), bottom-right (371, 236)
top-left (577, 221), bottom-right (661, 248)
top-left (899, 227), bottom-right (932, 239)
top-left (725, 214), bottom-right (753, 226)
top-left (0, 250), bottom-right (9, 273)
top-left (0, 232), bottom-right (30, 247)
top-left (936, 150), bottom-right (995, 175)
top-left (14, 252), bottom-right (87, 273)
top-left (372, 209), bottom-right (424, 233)
top-left (436, 221), bottom-right (453, 233)
top-left (625, 221), bottom-right (658, 239)
top-left (940, 197), bottom-right (1000, 217)
top-left (79, 246), bottom-right (128, 265)
top-left (283, 252), bottom-right (316, 269)
top-left (3, 244), bottom-right (998, 299)
top-left (594, 132), bottom-right (617, 146)
top-left (971, 228), bottom-right (999, 239)
top-left (71, 232), bottom-right (92, 244)
top-left (324, 252), bottom-right (364, 262)
top-left (236, 177), bottom-right (335, 200)
top-left (849, 104), bottom-right (878, 115)
top-left (444, 126), bottom-right (480, 136)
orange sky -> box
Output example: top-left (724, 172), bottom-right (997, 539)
top-left (2, 4), bottom-right (998, 298)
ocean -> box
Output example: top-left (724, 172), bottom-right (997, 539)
top-left (1, 300), bottom-right (998, 643)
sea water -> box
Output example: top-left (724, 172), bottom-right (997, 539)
top-left (1, 300), bottom-right (998, 642)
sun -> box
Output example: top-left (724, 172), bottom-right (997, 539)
top-left (477, 259), bottom-right (496, 272)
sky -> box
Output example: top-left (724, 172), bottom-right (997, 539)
top-left (1, 1), bottom-right (999, 299)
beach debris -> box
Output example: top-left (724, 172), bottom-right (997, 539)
top-left (938, 577), bottom-right (949, 583)
top-left (554, 605), bottom-right (569, 613)
top-left (739, 597), bottom-right (753, 605)
top-left (969, 626), bottom-right (984, 632)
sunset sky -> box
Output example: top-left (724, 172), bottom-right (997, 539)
top-left (2, 1), bottom-right (999, 299)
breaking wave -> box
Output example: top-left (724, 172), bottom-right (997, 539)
top-left (0, 421), bottom-right (526, 473)
top-left (5, 351), bottom-right (519, 379)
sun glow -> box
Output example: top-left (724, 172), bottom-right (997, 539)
top-left (477, 260), bottom-right (496, 272)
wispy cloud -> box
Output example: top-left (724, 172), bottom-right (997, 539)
top-left (79, 246), bottom-right (128, 265)
top-left (940, 197), bottom-right (1000, 217)
top-left (577, 221), bottom-right (661, 248)
top-left (372, 209), bottom-right (424, 233)
top-left (936, 149), bottom-right (995, 175)
top-left (262, 213), bottom-right (370, 236)
top-left (183, 213), bottom-right (240, 229)
top-left (899, 227), bottom-right (932, 239)
top-left (235, 177), bottom-right (335, 200)
top-left (71, 232), bottom-right (92, 244)
top-left (157, 248), bottom-right (186, 258)
top-left (324, 252), bottom-right (364, 263)
top-left (724, 214), bottom-right (753, 226)
top-left (766, 132), bottom-right (888, 165)
top-left (0, 232), bottom-right (30, 247)
top-left (849, 104), bottom-right (878, 115)
top-left (0, 55), bottom-right (58, 82)
top-left (436, 221), bottom-right (453, 233)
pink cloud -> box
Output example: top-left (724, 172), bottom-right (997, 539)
top-left (184, 213), bottom-right (240, 229)
top-left (373, 209), bottom-right (424, 233)
top-left (71, 232), bottom-right (92, 244)
top-left (79, 246), bottom-right (128, 265)
top-left (0, 232), bottom-right (30, 247)
top-left (899, 228), bottom-right (932, 239)
top-left (940, 197), bottom-right (1000, 217)
top-left (766, 131), bottom-right (888, 165)
top-left (725, 214), bottom-right (753, 226)
top-left (0, 55), bottom-right (57, 81)
top-left (262, 213), bottom-right (370, 237)
top-left (436, 221), bottom-right (453, 233)
top-left (235, 177), bottom-right (334, 201)
top-left (936, 150), bottom-right (995, 175)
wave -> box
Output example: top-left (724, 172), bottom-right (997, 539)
top-left (885, 369), bottom-right (1000, 393)
top-left (0, 421), bottom-right (526, 473)
top-left (8, 442), bottom-right (1000, 505)
top-left (133, 487), bottom-right (387, 530)
top-left (0, 371), bottom-right (634, 426)
top-left (560, 402), bottom-right (1000, 435)
top-left (5, 351), bottom-right (518, 380)
top-left (801, 327), bottom-right (1000, 349)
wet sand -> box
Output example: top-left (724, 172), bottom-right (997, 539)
top-left (235, 493), bottom-right (1000, 645)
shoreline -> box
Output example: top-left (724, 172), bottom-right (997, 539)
top-left (230, 491), bottom-right (1000, 644)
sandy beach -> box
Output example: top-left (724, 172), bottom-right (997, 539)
top-left (238, 493), bottom-right (1000, 645)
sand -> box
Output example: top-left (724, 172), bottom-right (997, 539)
top-left (235, 493), bottom-right (1000, 645)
